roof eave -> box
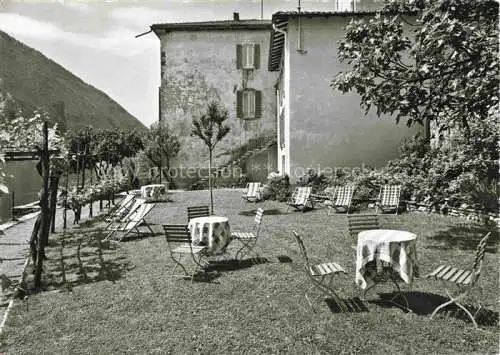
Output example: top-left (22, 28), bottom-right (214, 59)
top-left (150, 21), bottom-right (272, 35)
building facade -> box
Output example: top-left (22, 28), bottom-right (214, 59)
top-left (269, 11), bottom-right (423, 181)
top-left (151, 16), bottom-right (278, 182)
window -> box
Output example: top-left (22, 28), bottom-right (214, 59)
top-left (242, 90), bottom-right (255, 118)
top-left (236, 44), bottom-right (260, 70)
top-left (242, 44), bottom-right (254, 69)
top-left (237, 89), bottom-right (262, 119)
top-left (160, 51), bottom-right (166, 66)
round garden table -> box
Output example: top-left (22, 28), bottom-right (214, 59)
top-left (188, 216), bottom-right (231, 255)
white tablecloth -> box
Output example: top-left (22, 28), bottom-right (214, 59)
top-left (140, 184), bottom-right (168, 201)
top-left (188, 216), bottom-right (231, 255)
top-left (355, 229), bottom-right (418, 289)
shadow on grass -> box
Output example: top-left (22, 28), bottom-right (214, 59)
top-left (429, 226), bottom-right (499, 251)
top-left (277, 255), bottom-right (293, 263)
top-left (205, 257), bottom-right (269, 272)
top-left (238, 209), bottom-right (284, 216)
top-left (119, 231), bottom-right (163, 242)
top-left (25, 229), bottom-right (133, 294)
top-left (370, 291), bottom-right (499, 327)
top-left (325, 297), bottom-right (369, 313)
top-left (189, 270), bottom-right (222, 283)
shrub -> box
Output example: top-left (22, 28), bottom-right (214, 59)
top-left (264, 173), bottom-right (291, 202)
top-left (296, 169), bottom-right (329, 193)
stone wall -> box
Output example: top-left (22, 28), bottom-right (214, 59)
top-left (158, 29), bottom-right (278, 168)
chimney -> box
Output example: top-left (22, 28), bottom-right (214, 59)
top-left (233, 12), bottom-right (239, 21)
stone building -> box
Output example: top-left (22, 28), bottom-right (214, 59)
top-left (151, 10), bottom-right (424, 185)
top-left (151, 14), bottom-right (279, 182)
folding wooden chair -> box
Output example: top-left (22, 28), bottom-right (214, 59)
top-left (163, 224), bottom-right (208, 281)
top-left (105, 203), bottom-right (155, 242)
top-left (286, 186), bottom-right (314, 212)
top-left (231, 208), bottom-right (264, 261)
top-left (347, 214), bottom-right (380, 241)
top-left (377, 185), bottom-right (402, 215)
top-left (291, 231), bottom-right (348, 312)
top-left (425, 232), bottom-right (492, 329)
top-left (241, 182), bottom-right (262, 208)
top-left (327, 185), bottom-right (355, 215)
top-left (187, 205), bottom-right (210, 221)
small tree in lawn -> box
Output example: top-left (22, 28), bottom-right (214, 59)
top-left (191, 101), bottom-right (230, 214)
top-left (144, 122), bottom-right (181, 184)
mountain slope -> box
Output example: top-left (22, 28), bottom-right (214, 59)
top-left (0, 30), bottom-right (146, 131)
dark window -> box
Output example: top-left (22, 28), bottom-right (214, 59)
top-left (236, 89), bottom-right (262, 119)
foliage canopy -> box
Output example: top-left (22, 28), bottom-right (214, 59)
top-left (331, 0), bottom-right (499, 132)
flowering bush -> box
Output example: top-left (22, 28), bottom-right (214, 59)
top-left (328, 108), bottom-right (499, 214)
top-left (64, 169), bottom-right (130, 209)
top-left (263, 173), bottom-right (290, 202)
top-left (296, 169), bottom-right (329, 193)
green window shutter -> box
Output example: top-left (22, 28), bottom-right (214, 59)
top-left (236, 44), bottom-right (242, 69)
top-left (236, 90), bottom-right (243, 118)
top-left (255, 90), bottom-right (262, 118)
top-left (253, 44), bottom-right (260, 69)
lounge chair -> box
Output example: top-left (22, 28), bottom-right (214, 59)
top-left (286, 186), bottom-right (314, 212)
top-left (376, 185), bottom-right (402, 215)
top-left (105, 194), bottom-right (136, 222)
top-left (326, 185), bottom-right (355, 215)
top-left (105, 203), bottom-right (155, 242)
top-left (241, 182), bottom-right (262, 207)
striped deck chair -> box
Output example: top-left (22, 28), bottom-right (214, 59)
top-left (105, 198), bottom-right (145, 229)
top-left (377, 185), bottom-right (402, 215)
top-left (286, 186), bottom-right (314, 212)
top-left (328, 185), bottom-right (355, 215)
top-left (291, 231), bottom-right (349, 312)
top-left (241, 182), bottom-right (262, 207)
top-left (105, 203), bottom-right (155, 242)
top-left (425, 232), bottom-right (492, 329)
top-left (105, 194), bottom-right (136, 222)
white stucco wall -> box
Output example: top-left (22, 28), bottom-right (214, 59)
top-left (283, 16), bottom-right (422, 181)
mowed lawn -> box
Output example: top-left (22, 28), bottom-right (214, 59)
top-left (1, 189), bottom-right (498, 354)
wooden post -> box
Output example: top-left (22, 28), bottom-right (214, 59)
top-left (35, 121), bottom-right (50, 288)
top-left (81, 145), bottom-right (86, 190)
top-left (63, 162), bottom-right (69, 229)
top-left (89, 156), bottom-right (93, 218)
top-left (49, 176), bottom-right (59, 234)
top-left (11, 191), bottom-right (15, 221)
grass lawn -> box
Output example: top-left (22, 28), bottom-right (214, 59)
top-left (1, 189), bottom-right (498, 354)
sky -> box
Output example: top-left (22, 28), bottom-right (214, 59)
top-left (0, 0), bottom-right (370, 128)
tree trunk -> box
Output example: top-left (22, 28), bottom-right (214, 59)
top-left (89, 163), bottom-right (93, 218)
top-left (81, 147), bottom-right (86, 190)
top-left (209, 149), bottom-right (213, 215)
top-left (165, 155), bottom-right (170, 184)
